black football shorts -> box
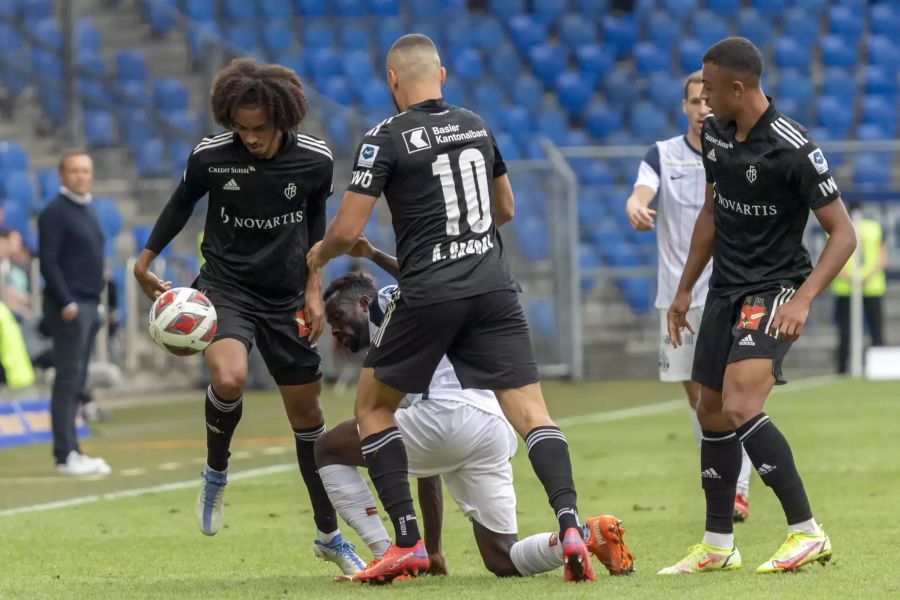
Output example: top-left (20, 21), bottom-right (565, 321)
top-left (692, 286), bottom-right (797, 392)
top-left (363, 288), bottom-right (540, 393)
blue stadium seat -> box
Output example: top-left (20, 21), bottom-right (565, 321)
top-left (335, 0), bottom-right (366, 16)
top-left (35, 168), bottom-right (59, 204)
top-left (473, 82), bottom-right (506, 111)
top-left (116, 48), bottom-right (147, 84)
top-left (512, 75), bottom-right (543, 113)
top-left (442, 78), bottom-right (466, 106)
top-left (93, 198), bottom-right (123, 240)
top-left (408, 20), bottom-right (444, 49)
top-left (303, 21), bottom-right (334, 48)
top-left (856, 123), bottom-right (894, 141)
top-left (76, 19), bottom-right (101, 53)
top-left (828, 5), bottom-right (864, 45)
top-left (515, 217), bottom-right (550, 261)
top-left (84, 110), bottom-right (117, 148)
top-left (737, 9), bottom-right (773, 49)
top-left (782, 8), bottom-right (818, 51)
top-left (260, 0), bottom-right (293, 18)
top-left (488, 45), bottom-right (522, 88)
top-left (277, 49), bottom-right (307, 77)
top-left (0, 141), bottom-right (28, 172)
top-left (152, 78), bottom-right (189, 111)
top-left (225, 0), bottom-right (257, 19)
top-left (583, 101), bottom-right (623, 140)
top-left (646, 72), bottom-right (683, 111)
top-left (662, 0), bottom-right (697, 20)
top-left (296, 0), bottom-right (327, 16)
top-left (342, 50), bottom-right (374, 81)
top-left (489, 0), bottom-right (525, 16)
top-left (634, 41), bottom-right (671, 74)
top-left (375, 17), bottom-right (404, 54)
top-left (78, 52), bottom-right (105, 78)
top-left (574, 0), bottom-right (609, 14)
top-left (409, 0), bottom-right (443, 18)
top-left (21, 0), bottom-right (52, 24)
top-left (263, 21), bottom-right (294, 56)
top-left (562, 128), bottom-right (590, 147)
top-left (166, 140), bottom-right (193, 175)
top-left (525, 297), bottom-right (555, 337)
top-left (751, 0), bottom-right (785, 14)
top-left (871, 3), bottom-right (900, 37)
top-left (580, 160), bottom-right (615, 186)
top-left (853, 154), bottom-right (890, 189)
top-left (579, 244), bottom-right (601, 292)
top-left (472, 17), bottom-right (506, 54)
top-left (532, 0), bottom-right (567, 26)
top-left (454, 48), bottom-right (484, 83)
top-left (776, 74), bottom-right (813, 106)
top-left (509, 15), bottom-right (547, 53)
top-left (499, 105), bottom-right (532, 140)
top-left (861, 95), bottom-right (898, 133)
top-left (773, 37), bottom-right (811, 73)
top-left (646, 12), bottom-right (682, 50)
top-left (368, 0), bottom-right (399, 17)
top-left (537, 106), bottom-right (569, 145)
top-left (865, 65), bottom-right (899, 97)
top-left (310, 48), bottom-right (342, 81)
top-left (815, 95), bottom-right (853, 138)
top-left (339, 22), bottom-right (370, 51)
top-left (705, 0), bottom-right (739, 14)
top-left (821, 35), bottom-right (857, 69)
top-left (1, 200), bottom-right (29, 233)
top-left (357, 78), bottom-right (392, 112)
top-left (630, 102), bottom-right (668, 142)
top-left (603, 68), bottom-right (639, 109)
top-left (868, 36), bottom-right (900, 72)
top-left (32, 18), bottom-right (61, 49)
top-left (619, 277), bottom-right (653, 313)
top-left (574, 44), bottom-right (614, 86)
top-left (791, 0), bottom-right (826, 14)
top-left (494, 132), bottom-right (519, 160)
top-left (528, 44), bottom-right (568, 87)
top-left (322, 77), bottom-right (352, 105)
top-left (187, 22), bottom-right (221, 60)
top-left (559, 15), bottom-right (596, 51)
top-left (601, 14), bottom-right (637, 58)
top-left (184, 0), bottom-right (216, 22)
top-left (821, 67), bottom-right (855, 100)
top-left (145, 0), bottom-right (176, 35)
top-left (555, 71), bottom-right (593, 116)
top-left (691, 11), bottom-right (729, 48)
top-left (227, 25), bottom-right (261, 52)
top-left (135, 138), bottom-right (168, 178)
top-left (678, 38), bottom-right (704, 72)
top-left (2, 170), bottom-right (34, 208)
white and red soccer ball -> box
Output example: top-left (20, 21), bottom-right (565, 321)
top-left (148, 287), bottom-right (217, 356)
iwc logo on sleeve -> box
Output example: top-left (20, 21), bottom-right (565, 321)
top-left (284, 182), bottom-right (297, 200)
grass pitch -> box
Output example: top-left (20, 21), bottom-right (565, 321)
top-left (1, 378), bottom-right (898, 599)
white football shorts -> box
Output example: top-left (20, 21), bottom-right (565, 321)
top-left (658, 306), bottom-right (704, 382)
top-left (395, 397), bottom-right (519, 535)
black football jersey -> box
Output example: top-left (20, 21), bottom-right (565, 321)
top-left (346, 98), bottom-right (517, 306)
top-left (145, 131), bottom-right (333, 311)
top-left (700, 101), bottom-right (840, 296)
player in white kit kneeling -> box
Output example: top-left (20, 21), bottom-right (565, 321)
top-left (314, 241), bottom-right (634, 580)
top-left (625, 71), bottom-right (752, 521)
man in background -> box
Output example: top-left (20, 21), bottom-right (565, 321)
top-left (38, 149), bottom-right (110, 476)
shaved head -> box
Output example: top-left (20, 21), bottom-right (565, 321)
top-left (387, 34), bottom-right (442, 84)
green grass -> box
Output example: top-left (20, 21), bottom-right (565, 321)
top-left (1, 379), bottom-right (898, 599)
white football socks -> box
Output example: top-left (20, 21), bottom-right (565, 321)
top-left (688, 408), bottom-right (703, 448)
top-left (737, 446), bottom-right (752, 497)
top-left (703, 531), bottom-right (734, 549)
top-left (509, 532), bottom-right (564, 576)
top-left (788, 517), bottom-right (822, 535)
top-left (318, 464), bottom-right (391, 558)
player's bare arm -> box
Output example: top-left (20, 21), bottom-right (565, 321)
top-left (769, 199), bottom-right (856, 341)
top-left (668, 183), bottom-right (715, 347)
top-left (304, 269), bottom-right (325, 344)
top-left (492, 174), bottom-right (515, 227)
top-left (625, 185), bottom-right (657, 231)
top-left (133, 249), bottom-right (173, 300)
top-left (307, 191), bottom-right (378, 271)
top-left (417, 476), bottom-right (448, 576)
top-left (347, 237), bottom-right (401, 279)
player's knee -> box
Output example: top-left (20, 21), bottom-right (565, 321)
top-left (695, 399), bottom-right (720, 428)
top-left (211, 371), bottom-right (247, 400)
top-left (483, 554), bottom-right (519, 577)
top-left (722, 404), bottom-right (757, 429)
top-left (313, 431), bottom-right (336, 467)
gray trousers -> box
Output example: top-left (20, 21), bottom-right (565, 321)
top-left (45, 299), bottom-right (100, 463)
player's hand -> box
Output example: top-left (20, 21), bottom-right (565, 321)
top-left (133, 265), bottom-right (171, 300)
top-left (627, 205), bottom-right (657, 231)
top-left (60, 303), bottom-right (79, 321)
top-left (667, 290), bottom-right (694, 348)
top-left (306, 241), bottom-right (327, 272)
top-left (304, 294), bottom-right (325, 345)
top-left (425, 552), bottom-right (448, 576)
top-left (346, 236), bottom-right (376, 260)
top-left (768, 296), bottom-right (809, 342)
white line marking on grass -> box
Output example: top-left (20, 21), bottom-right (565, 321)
top-left (262, 446), bottom-right (289, 455)
top-left (0, 464), bottom-right (295, 517)
top-left (157, 462), bottom-right (181, 471)
top-left (0, 376), bottom-right (838, 518)
top-left (120, 468), bottom-right (147, 477)
top-left (230, 451), bottom-right (253, 460)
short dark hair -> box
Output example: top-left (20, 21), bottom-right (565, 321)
top-left (703, 37), bottom-right (763, 80)
top-left (323, 272), bottom-right (376, 304)
top-left (388, 33), bottom-right (438, 56)
top-left (210, 58), bottom-right (308, 132)
top-left (684, 70), bottom-right (703, 99)
top-left (58, 148), bottom-right (91, 172)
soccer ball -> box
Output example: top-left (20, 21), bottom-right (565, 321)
top-left (148, 287), bottom-right (217, 356)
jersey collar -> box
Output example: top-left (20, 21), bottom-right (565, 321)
top-left (682, 135), bottom-right (702, 156)
top-left (723, 97), bottom-right (777, 142)
top-left (232, 129), bottom-right (296, 160)
top-left (408, 98), bottom-right (446, 111)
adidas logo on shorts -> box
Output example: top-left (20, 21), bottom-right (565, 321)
top-left (223, 178), bottom-right (240, 191)
top-left (739, 334), bottom-right (755, 347)
top-left (701, 468), bottom-right (722, 479)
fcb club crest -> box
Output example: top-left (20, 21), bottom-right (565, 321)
top-left (738, 297), bottom-right (768, 330)
top-left (284, 182), bottom-right (297, 200)
top-left (745, 165), bottom-right (758, 184)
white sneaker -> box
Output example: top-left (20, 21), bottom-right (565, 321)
top-left (56, 451), bottom-right (111, 476)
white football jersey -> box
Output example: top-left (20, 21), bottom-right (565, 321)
top-left (368, 286), bottom-right (504, 417)
top-left (633, 135), bottom-right (712, 308)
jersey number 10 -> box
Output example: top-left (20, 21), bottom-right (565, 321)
top-left (432, 149), bottom-right (493, 236)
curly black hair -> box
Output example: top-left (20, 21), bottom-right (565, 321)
top-left (210, 58), bottom-right (308, 131)
top-left (323, 272), bottom-right (377, 304)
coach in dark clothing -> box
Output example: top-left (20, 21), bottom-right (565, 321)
top-left (38, 149), bottom-right (110, 475)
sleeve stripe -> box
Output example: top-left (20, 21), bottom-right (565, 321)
top-left (192, 137), bottom-right (233, 155)
top-left (775, 118), bottom-right (808, 144)
top-left (296, 133), bottom-right (330, 149)
top-left (770, 121), bottom-right (803, 149)
top-left (192, 132), bottom-right (232, 152)
top-left (296, 140), bottom-right (333, 160)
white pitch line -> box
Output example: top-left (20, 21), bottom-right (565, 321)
top-left (120, 468), bottom-right (147, 477)
top-left (0, 376), bottom-right (837, 518)
top-left (157, 462), bottom-right (181, 471)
